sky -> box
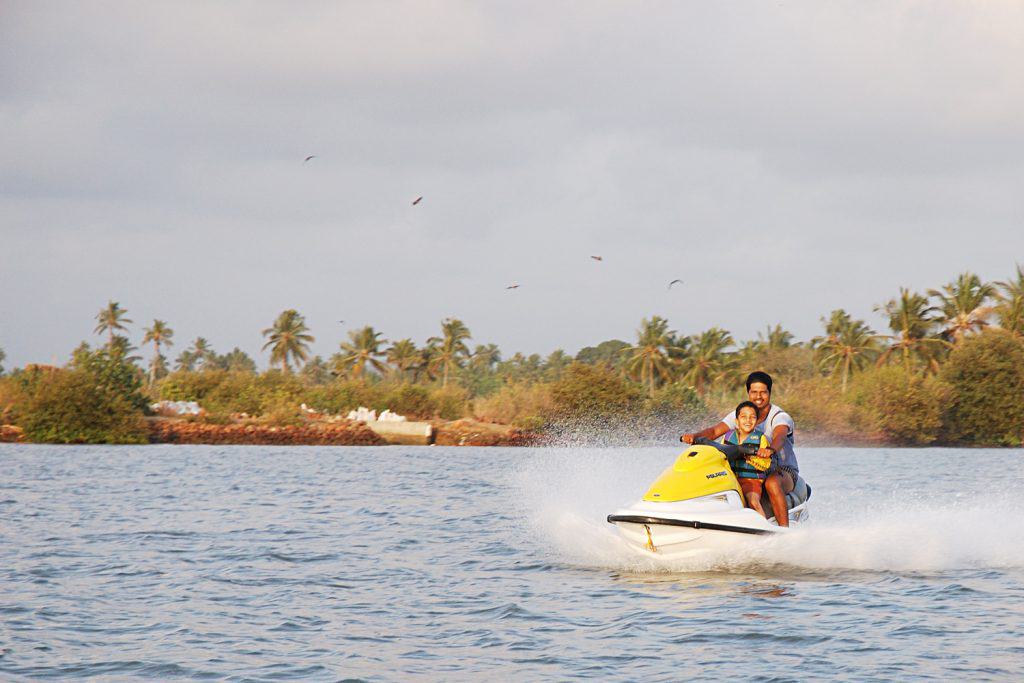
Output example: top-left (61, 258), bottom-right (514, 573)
top-left (2, 1), bottom-right (1023, 369)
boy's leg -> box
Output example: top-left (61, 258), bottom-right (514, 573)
top-left (740, 479), bottom-right (765, 517)
top-left (745, 491), bottom-right (765, 517)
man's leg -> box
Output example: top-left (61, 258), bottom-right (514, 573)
top-left (764, 471), bottom-right (795, 527)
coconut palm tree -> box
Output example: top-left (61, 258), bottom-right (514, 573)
top-left (0, 345), bottom-right (5, 375)
top-left (174, 349), bottom-right (197, 372)
top-left (622, 316), bottom-right (681, 396)
top-left (875, 288), bottom-right (949, 374)
top-left (94, 301), bottom-right (132, 346)
top-left (928, 272), bottom-right (994, 343)
top-left (543, 349), bottom-right (571, 380)
top-left (141, 319), bottom-right (174, 385)
top-left (679, 327), bottom-right (735, 396)
top-left (188, 337), bottom-right (217, 370)
top-left (261, 309), bottom-right (315, 373)
top-left (757, 324), bottom-right (795, 350)
top-left (995, 264), bottom-right (1024, 337)
top-left (470, 343), bottom-right (502, 372)
top-left (336, 326), bottom-right (387, 382)
top-left (811, 309), bottom-right (879, 393)
top-left (220, 348), bottom-right (257, 373)
top-left (300, 355), bottom-right (331, 385)
top-left (150, 353), bottom-right (168, 380)
top-left (109, 335), bottom-right (140, 360)
top-left (427, 318), bottom-right (472, 387)
top-left (386, 338), bottom-right (421, 380)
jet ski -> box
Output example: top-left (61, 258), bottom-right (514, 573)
top-left (607, 438), bottom-right (810, 559)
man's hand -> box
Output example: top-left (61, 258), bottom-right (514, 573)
top-left (680, 433), bottom-right (696, 444)
top-left (756, 446), bottom-right (775, 460)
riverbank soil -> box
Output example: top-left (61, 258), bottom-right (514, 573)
top-left (147, 418), bottom-right (386, 446)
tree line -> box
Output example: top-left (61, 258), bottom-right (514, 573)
top-left (2, 267), bottom-right (1023, 445)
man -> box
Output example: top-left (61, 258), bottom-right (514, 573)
top-left (679, 371), bottom-right (799, 526)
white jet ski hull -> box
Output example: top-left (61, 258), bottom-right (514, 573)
top-left (608, 491), bottom-right (808, 560)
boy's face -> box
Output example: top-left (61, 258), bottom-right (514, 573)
top-left (747, 382), bottom-right (770, 410)
top-left (737, 406), bottom-right (758, 433)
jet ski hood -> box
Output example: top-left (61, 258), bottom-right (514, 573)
top-left (644, 443), bottom-right (744, 503)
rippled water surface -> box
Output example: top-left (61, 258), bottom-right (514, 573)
top-left (2, 444), bottom-right (1024, 680)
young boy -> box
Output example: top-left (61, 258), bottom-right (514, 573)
top-left (722, 401), bottom-right (773, 517)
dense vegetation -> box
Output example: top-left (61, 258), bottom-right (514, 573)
top-left (2, 267), bottom-right (1023, 445)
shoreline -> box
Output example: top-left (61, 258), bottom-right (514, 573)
top-left (0, 418), bottom-right (542, 447)
top-left (2, 421), bottom-right (1017, 448)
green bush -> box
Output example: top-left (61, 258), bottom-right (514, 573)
top-left (381, 384), bottom-right (436, 419)
top-left (940, 330), bottom-right (1024, 445)
top-left (644, 382), bottom-right (707, 420)
top-left (849, 366), bottom-right (947, 445)
top-left (780, 376), bottom-right (864, 442)
top-left (473, 382), bottom-right (554, 428)
top-left (12, 367), bottom-right (147, 443)
top-left (74, 346), bottom-right (148, 412)
top-left (0, 376), bottom-right (20, 424)
top-left (550, 363), bottom-right (642, 419)
top-left (158, 369), bottom-right (232, 402)
top-left (429, 386), bottom-right (470, 420)
top-left (305, 380), bottom-right (385, 415)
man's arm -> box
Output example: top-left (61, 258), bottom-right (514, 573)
top-left (757, 424), bottom-right (788, 459)
top-left (680, 422), bottom-right (729, 444)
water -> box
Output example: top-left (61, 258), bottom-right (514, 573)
top-left (2, 444), bottom-right (1023, 681)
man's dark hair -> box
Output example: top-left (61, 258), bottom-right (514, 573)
top-left (745, 371), bottom-right (773, 394)
top-left (735, 400), bottom-right (759, 418)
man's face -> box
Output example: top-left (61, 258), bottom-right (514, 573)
top-left (747, 382), bottom-right (770, 410)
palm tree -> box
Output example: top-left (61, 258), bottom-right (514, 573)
top-left (427, 318), bottom-right (472, 387)
top-left (543, 349), bottom-right (571, 380)
top-left (995, 264), bottom-right (1024, 337)
top-left (470, 343), bottom-right (502, 371)
top-left (189, 337), bottom-right (217, 370)
top-left (174, 349), bottom-right (197, 372)
top-left (386, 338), bottom-right (421, 380)
top-left (150, 353), bottom-right (168, 381)
top-left (811, 309), bottom-right (879, 393)
top-left (94, 301), bottom-right (132, 346)
top-left (414, 342), bottom-right (439, 383)
top-left (679, 327), bottom-right (735, 396)
top-left (142, 319), bottom-right (174, 385)
top-left (928, 272), bottom-right (994, 343)
top-left (757, 324), bottom-right (794, 350)
top-left (875, 288), bottom-right (949, 374)
top-left (220, 348), bottom-right (257, 373)
top-left (336, 326), bottom-right (387, 382)
top-left (261, 309), bottom-right (315, 373)
top-left (300, 355), bottom-right (331, 385)
top-left (622, 316), bottom-right (681, 396)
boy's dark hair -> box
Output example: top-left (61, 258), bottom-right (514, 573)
top-left (735, 400), bottom-right (759, 418)
top-left (745, 371), bottom-right (773, 394)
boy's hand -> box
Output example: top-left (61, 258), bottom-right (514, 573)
top-left (680, 433), bottom-right (696, 444)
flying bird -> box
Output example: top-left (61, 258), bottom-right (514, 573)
top-left (337, 320), bottom-right (345, 324)
top-left (506, 283), bottom-right (520, 290)
top-left (668, 279), bottom-right (684, 289)
top-left (303, 155), bottom-right (316, 163)
top-left (590, 255), bottom-right (603, 261)
top-left (412, 196), bottom-right (423, 206)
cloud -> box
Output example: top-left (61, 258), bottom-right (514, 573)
top-left (2, 1), bottom-right (1023, 367)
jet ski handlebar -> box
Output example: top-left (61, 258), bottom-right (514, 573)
top-left (692, 436), bottom-right (759, 458)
